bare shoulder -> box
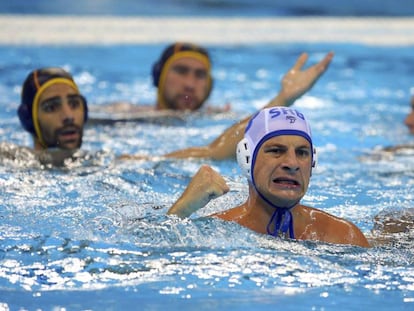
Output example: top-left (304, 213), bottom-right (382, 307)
top-left (296, 205), bottom-right (370, 247)
top-left (298, 205), bottom-right (360, 230)
top-left (214, 205), bottom-right (246, 221)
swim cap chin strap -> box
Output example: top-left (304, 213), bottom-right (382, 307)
top-left (266, 207), bottom-right (295, 239)
top-left (253, 183), bottom-right (297, 239)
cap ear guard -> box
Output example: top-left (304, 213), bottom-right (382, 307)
top-left (312, 147), bottom-right (317, 168)
top-left (81, 95), bottom-right (89, 124)
top-left (17, 101), bottom-right (35, 134)
top-left (236, 138), bottom-right (252, 179)
top-left (310, 147), bottom-right (317, 177)
top-left (152, 61), bottom-right (162, 87)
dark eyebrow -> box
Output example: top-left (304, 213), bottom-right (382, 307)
top-left (172, 64), bottom-right (207, 72)
top-left (41, 94), bottom-right (80, 103)
top-left (296, 144), bottom-right (311, 150)
top-left (263, 142), bottom-right (311, 152)
top-left (67, 94), bottom-right (81, 98)
top-left (172, 64), bottom-right (189, 70)
top-left (40, 96), bottom-right (61, 105)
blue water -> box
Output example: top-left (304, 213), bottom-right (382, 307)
top-left (1, 41), bottom-right (414, 311)
top-left (1, 1), bottom-right (414, 311)
top-left (2, 0), bottom-right (414, 16)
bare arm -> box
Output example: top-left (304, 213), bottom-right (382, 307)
top-left (164, 52), bottom-right (334, 160)
top-left (381, 144), bottom-right (414, 152)
top-left (167, 165), bottom-right (230, 218)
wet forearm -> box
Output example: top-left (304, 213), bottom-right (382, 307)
top-left (264, 92), bottom-right (294, 110)
top-left (167, 191), bottom-right (210, 218)
top-left (164, 146), bottom-right (214, 159)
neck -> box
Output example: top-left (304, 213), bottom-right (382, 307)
top-left (247, 184), bottom-right (298, 238)
top-left (33, 137), bottom-right (47, 150)
top-left (246, 185), bottom-right (275, 215)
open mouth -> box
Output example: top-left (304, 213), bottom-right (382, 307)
top-left (273, 177), bottom-right (300, 187)
top-left (58, 126), bottom-right (80, 142)
top-left (181, 94), bottom-right (194, 105)
top-left (61, 128), bottom-right (77, 135)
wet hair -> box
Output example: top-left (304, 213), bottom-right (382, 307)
top-left (18, 67), bottom-right (88, 139)
top-left (151, 42), bottom-right (213, 109)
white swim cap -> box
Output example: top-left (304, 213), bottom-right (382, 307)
top-left (237, 107), bottom-right (315, 180)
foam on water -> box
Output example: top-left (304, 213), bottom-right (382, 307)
top-left (1, 8), bottom-right (414, 311)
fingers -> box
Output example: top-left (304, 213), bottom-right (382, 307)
top-left (316, 51), bottom-right (334, 73)
top-left (168, 165), bottom-right (229, 218)
top-left (291, 51), bottom-right (334, 74)
top-left (291, 52), bottom-right (309, 71)
top-left (216, 175), bottom-right (230, 194)
top-left (198, 165), bottom-right (229, 196)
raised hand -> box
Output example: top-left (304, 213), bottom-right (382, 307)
top-left (167, 165), bottom-right (230, 218)
top-left (276, 52), bottom-right (334, 106)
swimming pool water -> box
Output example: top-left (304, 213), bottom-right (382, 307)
top-left (1, 1), bottom-right (414, 309)
top-left (2, 0), bottom-right (414, 16)
top-left (1, 42), bottom-right (413, 311)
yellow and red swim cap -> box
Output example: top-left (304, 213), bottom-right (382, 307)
top-left (18, 67), bottom-right (88, 143)
top-left (151, 42), bottom-right (213, 110)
